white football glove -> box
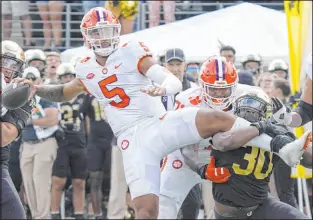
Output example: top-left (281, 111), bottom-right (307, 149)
top-left (271, 97), bottom-right (292, 125)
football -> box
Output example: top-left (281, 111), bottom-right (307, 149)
top-left (1, 83), bottom-right (30, 110)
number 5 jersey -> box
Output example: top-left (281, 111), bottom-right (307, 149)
top-left (75, 40), bottom-right (166, 137)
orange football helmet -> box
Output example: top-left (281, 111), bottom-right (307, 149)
top-left (80, 7), bottom-right (121, 56)
top-left (199, 56), bottom-right (238, 110)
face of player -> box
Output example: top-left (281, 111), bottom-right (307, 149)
top-left (60, 74), bottom-right (75, 84)
top-left (244, 61), bottom-right (260, 74)
top-left (273, 70), bottom-right (287, 79)
top-left (165, 60), bottom-right (186, 82)
top-left (29, 60), bottom-right (45, 72)
top-left (221, 50), bottom-right (235, 63)
top-left (207, 87), bottom-right (232, 99)
top-left (1, 56), bottom-right (23, 83)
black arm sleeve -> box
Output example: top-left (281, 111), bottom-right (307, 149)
top-left (1, 100), bottom-right (33, 136)
top-left (293, 100), bottom-right (312, 126)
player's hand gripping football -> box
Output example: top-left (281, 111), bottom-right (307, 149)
top-left (200, 156), bottom-right (231, 183)
top-left (11, 77), bottom-right (37, 100)
top-left (140, 84), bottom-right (166, 96)
top-left (271, 97), bottom-right (292, 125)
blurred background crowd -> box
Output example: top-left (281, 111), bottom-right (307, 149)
top-left (1, 0), bottom-right (312, 219)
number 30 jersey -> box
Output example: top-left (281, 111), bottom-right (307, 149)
top-left (75, 40), bottom-right (166, 136)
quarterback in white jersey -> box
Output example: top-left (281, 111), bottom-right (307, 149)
top-left (12, 8), bottom-right (312, 219)
top-left (272, 52), bottom-right (312, 127)
top-left (158, 56), bottom-right (312, 219)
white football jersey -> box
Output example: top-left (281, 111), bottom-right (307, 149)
top-left (175, 83), bottom-right (258, 163)
top-left (75, 40), bottom-right (166, 136)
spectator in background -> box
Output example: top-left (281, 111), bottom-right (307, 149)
top-left (257, 72), bottom-right (278, 96)
top-left (36, 1), bottom-right (64, 51)
top-left (270, 78), bottom-right (291, 102)
top-left (162, 48), bottom-right (197, 109)
top-left (25, 49), bottom-right (47, 78)
top-left (269, 78), bottom-right (298, 208)
top-left (20, 67), bottom-right (59, 219)
top-left (105, 1), bottom-right (139, 35)
top-left (241, 54), bottom-right (263, 80)
top-left (186, 62), bottom-right (201, 85)
top-left (238, 71), bottom-right (255, 86)
top-left (220, 45), bottom-right (236, 63)
top-left (44, 51), bottom-right (62, 84)
top-left (82, 1), bottom-right (105, 13)
top-left (149, 1), bottom-right (176, 27)
top-left (2, 1), bottom-right (35, 49)
top-left (268, 59), bottom-right (289, 79)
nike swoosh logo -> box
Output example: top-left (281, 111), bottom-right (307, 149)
top-left (159, 113), bottom-right (167, 120)
top-left (115, 63), bottom-right (122, 69)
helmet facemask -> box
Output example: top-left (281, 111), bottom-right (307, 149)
top-left (233, 95), bottom-right (271, 123)
top-left (199, 78), bottom-right (238, 110)
top-left (1, 55), bottom-right (24, 83)
top-left (82, 23), bottom-right (121, 57)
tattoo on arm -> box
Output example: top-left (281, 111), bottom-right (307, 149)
top-left (36, 84), bottom-right (67, 102)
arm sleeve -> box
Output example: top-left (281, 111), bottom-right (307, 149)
top-left (293, 100), bottom-right (313, 126)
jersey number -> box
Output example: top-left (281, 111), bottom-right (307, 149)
top-left (232, 147), bottom-right (273, 180)
top-left (98, 75), bottom-right (130, 108)
top-left (60, 104), bottom-right (81, 127)
top-left (91, 98), bottom-right (106, 121)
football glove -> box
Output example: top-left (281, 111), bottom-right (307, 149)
top-left (271, 97), bottom-right (292, 125)
top-left (199, 156), bottom-right (230, 183)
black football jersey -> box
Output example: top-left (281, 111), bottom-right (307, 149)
top-left (79, 94), bottom-right (113, 141)
top-left (211, 146), bottom-right (280, 208)
top-left (60, 94), bottom-right (85, 133)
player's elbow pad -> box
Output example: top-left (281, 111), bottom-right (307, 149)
top-left (145, 64), bottom-right (182, 95)
top-left (294, 100), bottom-right (313, 126)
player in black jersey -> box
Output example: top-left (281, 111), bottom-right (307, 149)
top-left (80, 94), bottom-right (114, 219)
top-left (51, 63), bottom-right (87, 219)
top-left (1, 40), bottom-right (34, 219)
top-left (211, 90), bottom-right (311, 219)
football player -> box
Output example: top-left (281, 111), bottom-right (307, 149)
top-left (50, 63), bottom-right (87, 219)
top-left (211, 90), bottom-right (311, 219)
top-left (80, 93), bottom-right (114, 219)
top-left (272, 52), bottom-right (312, 128)
top-left (12, 8), bottom-right (311, 219)
top-left (158, 56), bottom-right (311, 219)
top-left (1, 40), bottom-right (33, 219)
